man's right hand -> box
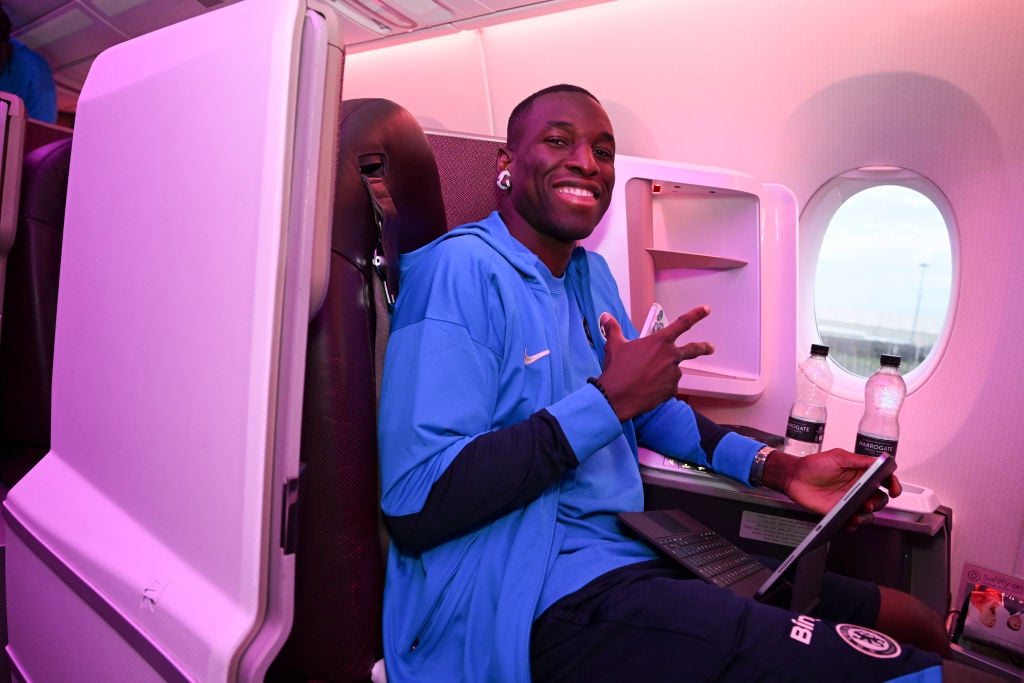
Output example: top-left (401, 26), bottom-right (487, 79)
top-left (596, 306), bottom-right (715, 421)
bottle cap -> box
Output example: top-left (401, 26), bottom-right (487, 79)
top-left (810, 344), bottom-right (829, 357)
top-left (880, 354), bottom-right (901, 368)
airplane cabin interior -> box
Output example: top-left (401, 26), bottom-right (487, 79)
top-left (0, 0), bottom-right (1022, 681)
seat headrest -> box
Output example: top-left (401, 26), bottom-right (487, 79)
top-left (332, 98), bottom-right (446, 301)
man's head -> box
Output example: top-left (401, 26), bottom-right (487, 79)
top-left (506, 84), bottom-right (600, 149)
top-left (497, 84), bottom-right (616, 273)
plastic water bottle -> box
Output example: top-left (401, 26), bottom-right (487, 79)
top-left (784, 344), bottom-right (833, 456)
top-left (854, 354), bottom-right (906, 458)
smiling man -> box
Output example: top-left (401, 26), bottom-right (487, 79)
top-left (376, 85), bottom-right (952, 682)
top-left (498, 87), bottom-right (616, 265)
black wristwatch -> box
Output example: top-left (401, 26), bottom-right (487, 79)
top-left (749, 445), bottom-right (773, 487)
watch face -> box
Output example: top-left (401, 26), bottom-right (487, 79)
top-left (750, 447), bottom-right (772, 486)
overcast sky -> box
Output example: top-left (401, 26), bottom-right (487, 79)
top-left (814, 185), bottom-right (953, 338)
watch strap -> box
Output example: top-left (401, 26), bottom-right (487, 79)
top-left (749, 445), bottom-right (773, 487)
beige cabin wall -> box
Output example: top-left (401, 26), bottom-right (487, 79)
top-left (343, 0), bottom-right (1024, 595)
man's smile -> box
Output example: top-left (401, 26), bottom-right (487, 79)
top-left (554, 183), bottom-right (601, 203)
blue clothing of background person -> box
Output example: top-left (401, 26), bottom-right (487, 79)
top-left (0, 8), bottom-right (57, 123)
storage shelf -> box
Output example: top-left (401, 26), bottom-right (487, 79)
top-left (647, 248), bottom-right (747, 271)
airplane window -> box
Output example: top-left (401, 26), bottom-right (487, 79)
top-left (803, 168), bottom-right (956, 387)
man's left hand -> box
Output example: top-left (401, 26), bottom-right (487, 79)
top-left (762, 449), bottom-right (900, 530)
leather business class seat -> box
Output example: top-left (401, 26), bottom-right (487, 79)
top-left (0, 137), bottom-right (72, 487)
top-left (270, 98), bottom-right (506, 682)
top-left (269, 98), bottom-right (448, 682)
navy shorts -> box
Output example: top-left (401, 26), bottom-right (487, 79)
top-left (530, 559), bottom-right (943, 682)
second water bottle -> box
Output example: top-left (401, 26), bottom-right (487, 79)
top-left (784, 344), bottom-right (833, 456)
top-left (855, 354), bottom-right (906, 457)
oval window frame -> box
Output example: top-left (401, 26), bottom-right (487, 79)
top-left (798, 166), bottom-right (960, 401)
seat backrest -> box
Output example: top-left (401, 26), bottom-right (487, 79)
top-left (269, 98), bottom-right (447, 682)
top-left (0, 136), bottom-right (71, 485)
top-left (426, 132), bottom-right (503, 230)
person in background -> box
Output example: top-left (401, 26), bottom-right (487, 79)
top-left (378, 83), bottom-right (990, 681)
top-left (0, 6), bottom-right (57, 123)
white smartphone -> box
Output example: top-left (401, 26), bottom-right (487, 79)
top-left (640, 303), bottom-right (666, 337)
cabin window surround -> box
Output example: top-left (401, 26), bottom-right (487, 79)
top-left (798, 166), bottom-right (959, 401)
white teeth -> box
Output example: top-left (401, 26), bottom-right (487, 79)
top-left (557, 186), bottom-right (595, 199)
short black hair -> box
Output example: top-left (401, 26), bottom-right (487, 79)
top-left (506, 84), bottom-right (601, 149)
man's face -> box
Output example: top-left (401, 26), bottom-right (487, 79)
top-left (501, 91), bottom-right (616, 245)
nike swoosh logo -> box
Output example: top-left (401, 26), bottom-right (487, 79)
top-left (524, 348), bottom-right (551, 365)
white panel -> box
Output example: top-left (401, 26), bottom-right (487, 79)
top-left (5, 527), bottom-right (166, 682)
top-left (688, 183), bottom-right (798, 433)
top-left (2, 0), bottom-right (337, 678)
top-left (584, 155), bottom-right (788, 402)
top-left (236, 4), bottom-right (343, 677)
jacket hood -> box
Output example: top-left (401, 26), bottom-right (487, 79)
top-left (401, 211), bottom-right (586, 282)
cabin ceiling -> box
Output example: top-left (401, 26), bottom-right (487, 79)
top-left (2, 0), bottom-right (616, 116)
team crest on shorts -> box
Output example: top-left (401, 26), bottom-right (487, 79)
top-left (835, 624), bottom-right (902, 659)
